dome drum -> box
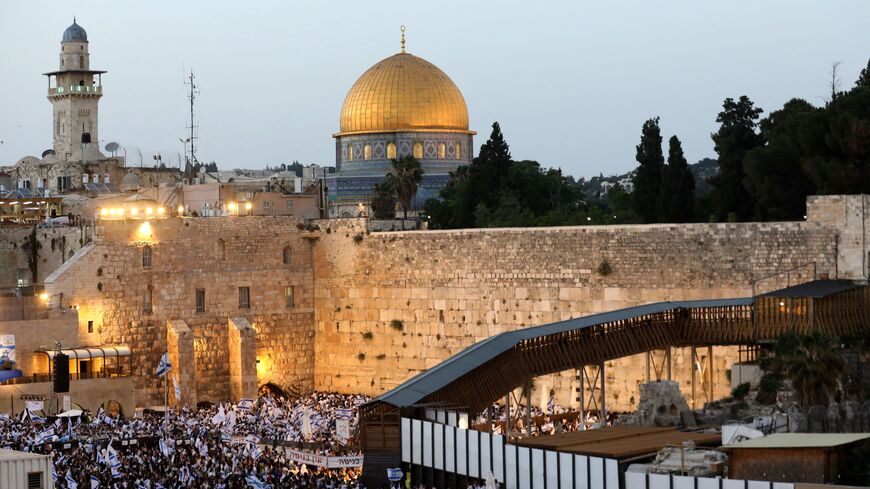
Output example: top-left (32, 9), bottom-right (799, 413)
top-left (336, 131), bottom-right (472, 171)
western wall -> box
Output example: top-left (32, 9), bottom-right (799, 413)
top-left (41, 195), bottom-right (869, 411)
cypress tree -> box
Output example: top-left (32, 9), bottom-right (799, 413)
top-left (632, 117), bottom-right (664, 223)
top-left (710, 96), bottom-right (763, 221)
top-left (659, 136), bottom-right (696, 222)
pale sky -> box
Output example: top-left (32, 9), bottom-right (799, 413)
top-left (1, 0), bottom-right (868, 178)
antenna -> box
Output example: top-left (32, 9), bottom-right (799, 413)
top-left (184, 70), bottom-right (200, 167)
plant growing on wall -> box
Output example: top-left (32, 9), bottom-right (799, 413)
top-left (597, 259), bottom-right (613, 276)
top-left (21, 226), bottom-right (42, 283)
top-left (390, 319), bottom-right (404, 331)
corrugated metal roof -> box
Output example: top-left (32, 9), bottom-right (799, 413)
top-left (375, 297), bottom-right (754, 408)
top-left (759, 279), bottom-right (861, 298)
top-left (725, 433), bottom-right (870, 449)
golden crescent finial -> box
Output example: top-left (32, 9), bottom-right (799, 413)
top-left (400, 25), bottom-right (406, 53)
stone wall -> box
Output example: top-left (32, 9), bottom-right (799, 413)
top-left (312, 218), bottom-right (839, 411)
top-left (45, 217), bottom-right (316, 406)
top-left (0, 225), bottom-right (90, 287)
top-left (39, 195), bottom-right (866, 412)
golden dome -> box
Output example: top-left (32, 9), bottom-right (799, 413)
top-left (336, 52), bottom-right (472, 137)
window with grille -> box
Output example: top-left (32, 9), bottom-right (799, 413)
top-left (285, 286), bottom-right (295, 308)
top-left (28, 471), bottom-right (43, 488)
top-left (239, 286), bottom-right (250, 309)
top-left (142, 245), bottom-right (152, 267)
top-left (195, 289), bottom-right (205, 313)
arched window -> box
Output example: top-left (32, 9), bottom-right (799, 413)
top-left (455, 142), bottom-right (462, 160)
top-left (438, 143), bottom-right (446, 159)
top-left (142, 245), bottom-right (152, 267)
top-left (217, 238), bottom-right (225, 261)
top-left (79, 56), bottom-right (84, 68)
top-left (283, 246), bottom-right (292, 265)
top-left (413, 142), bottom-right (423, 159)
top-left (347, 144), bottom-right (353, 161)
top-left (387, 142), bottom-right (396, 159)
top-left (364, 144), bottom-right (372, 161)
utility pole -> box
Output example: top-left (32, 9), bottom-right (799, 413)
top-left (185, 71), bottom-right (199, 166)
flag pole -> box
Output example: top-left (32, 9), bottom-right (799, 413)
top-left (163, 350), bottom-right (169, 429)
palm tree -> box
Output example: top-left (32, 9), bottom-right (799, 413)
top-left (370, 180), bottom-right (397, 219)
top-left (388, 155), bottom-right (424, 220)
top-left (777, 331), bottom-right (845, 407)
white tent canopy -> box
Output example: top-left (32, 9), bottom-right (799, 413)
top-left (37, 346), bottom-right (130, 360)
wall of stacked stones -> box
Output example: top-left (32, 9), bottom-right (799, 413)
top-left (0, 226), bottom-right (88, 287)
top-left (45, 217), bottom-right (315, 406)
top-left (312, 219), bottom-right (838, 411)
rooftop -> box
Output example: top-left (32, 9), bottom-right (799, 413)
top-left (515, 426), bottom-right (721, 459)
top-left (0, 448), bottom-right (51, 461)
top-left (759, 279), bottom-right (861, 298)
top-left (725, 433), bottom-right (870, 449)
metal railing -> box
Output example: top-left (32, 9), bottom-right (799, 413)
top-left (48, 85), bottom-right (102, 95)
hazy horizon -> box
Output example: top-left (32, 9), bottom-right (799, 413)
top-left (1, 0), bottom-right (868, 179)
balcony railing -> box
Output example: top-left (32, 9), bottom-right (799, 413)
top-left (48, 85), bottom-right (102, 95)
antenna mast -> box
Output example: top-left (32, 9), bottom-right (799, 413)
top-left (184, 71), bottom-right (200, 166)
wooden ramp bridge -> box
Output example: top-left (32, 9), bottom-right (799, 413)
top-left (359, 280), bottom-right (870, 487)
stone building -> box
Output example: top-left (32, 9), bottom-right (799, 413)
top-left (1, 20), bottom-right (125, 195)
top-left (327, 30), bottom-right (475, 217)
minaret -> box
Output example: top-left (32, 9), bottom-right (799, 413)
top-left (44, 19), bottom-right (106, 160)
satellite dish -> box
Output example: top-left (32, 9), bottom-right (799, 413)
top-left (105, 142), bottom-right (120, 154)
top-left (41, 149), bottom-right (56, 158)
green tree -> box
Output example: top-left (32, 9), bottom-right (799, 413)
top-left (370, 179), bottom-right (397, 219)
top-left (658, 136), bottom-right (696, 222)
top-left (388, 155), bottom-right (423, 219)
top-left (710, 96), bottom-right (763, 221)
top-left (768, 331), bottom-right (846, 408)
top-left (801, 87), bottom-right (870, 194)
top-left (743, 99), bottom-right (819, 220)
top-left (473, 122), bottom-right (512, 211)
top-left (632, 117), bottom-right (664, 223)
top-left (855, 58), bottom-right (870, 89)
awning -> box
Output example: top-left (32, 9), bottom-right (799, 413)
top-left (36, 346), bottom-right (131, 360)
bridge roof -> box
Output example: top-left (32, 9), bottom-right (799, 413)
top-left (374, 297), bottom-right (753, 409)
top-left (759, 279), bottom-right (861, 298)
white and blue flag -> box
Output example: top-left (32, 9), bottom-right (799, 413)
top-left (155, 351), bottom-right (171, 377)
top-left (90, 475), bottom-right (100, 489)
top-left (65, 470), bottom-right (78, 489)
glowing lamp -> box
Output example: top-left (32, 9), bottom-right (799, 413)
top-left (157, 207), bottom-right (165, 215)
top-left (130, 208), bottom-right (138, 216)
top-left (39, 292), bottom-right (49, 302)
top-left (245, 202), bottom-right (253, 211)
top-left (145, 207), bottom-right (153, 215)
top-left (177, 205), bottom-right (185, 215)
top-left (100, 208), bottom-right (108, 216)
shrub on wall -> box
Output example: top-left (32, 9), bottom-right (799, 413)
top-left (390, 319), bottom-right (404, 331)
top-left (597, 259), bottom-right (613, 276)
top-left (362, 332), bottom-right (374, 340)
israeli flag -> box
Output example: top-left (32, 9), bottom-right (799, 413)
top-left (90, 475), bottom-right (101, 488)
top-left (245, 473), bottom-right (268, 489)
top-left (155, 351), bottom-right (171, 377)
top-left (547, 396), bottom-right (555, 414)
top-left (173, 375), bottom-right (182, 401)
top-left (159, 438), bottom-right (173, 457)
top-left (250, 443), bottom-right (262, 460)
top-left (237, 398), bottom-right (254, 411)
top-left (51, 464), bottom-right (58, 482)
top-left (65, 469), bottom-right (78, 489)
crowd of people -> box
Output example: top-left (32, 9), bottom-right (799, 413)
top-left (0, 391), bottom-right (370, 488)
top-left (473, 401), bottom-right (619, 437)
